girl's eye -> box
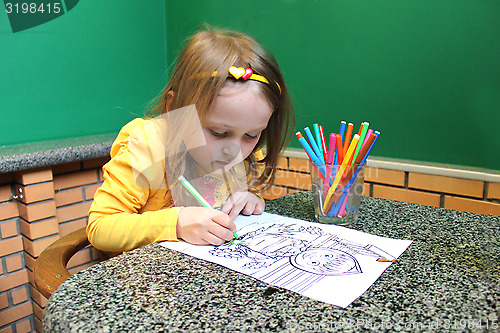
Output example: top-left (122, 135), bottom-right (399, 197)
top-left (210, 130), bottom-right (227, 138)
top-left (245, 133), bottom-right (259, 140)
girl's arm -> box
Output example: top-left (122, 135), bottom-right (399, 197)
top-left (87, 119), bottom-right (180, 252)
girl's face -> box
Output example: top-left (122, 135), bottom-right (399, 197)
top-left (188, 82), bottom-right (273, 173)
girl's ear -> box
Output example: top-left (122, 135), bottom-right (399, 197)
top-left (165, 90), bottom-right (175, 111)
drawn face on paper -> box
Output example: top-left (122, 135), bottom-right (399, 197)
top-left (290, 248), bottom-right (361, 276)
top-left (186, 82), bottom-right (272, 174)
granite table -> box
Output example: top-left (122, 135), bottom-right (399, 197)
top-left (43, 192), bottom-right (499, 332)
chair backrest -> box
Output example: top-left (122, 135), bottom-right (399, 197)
top-left (34, 228), bottom-right (91, 299)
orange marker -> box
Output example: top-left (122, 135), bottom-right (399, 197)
top-left (343, 123), bottom-right (353, 157)
top-left (335, 134), bottom-right (344, 165)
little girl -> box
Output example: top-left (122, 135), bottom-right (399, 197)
top-left (87, 28), bottom-right (294, 252)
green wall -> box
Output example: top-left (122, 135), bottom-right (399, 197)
top-left (0, 0), bottom-right (167, 145)
top-left (164, 0), bottom-right (500, 171)
top-left (1, 0), bottom-right (499, 171)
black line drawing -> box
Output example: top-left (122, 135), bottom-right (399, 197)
top-left (209, 221), bottom-right (396, 293)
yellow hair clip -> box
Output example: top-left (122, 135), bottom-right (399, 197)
top-left (213, 66), bottom-right (281, 94)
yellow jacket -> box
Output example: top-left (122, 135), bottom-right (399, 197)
top-left (88, 118), bottom-right (180, 252)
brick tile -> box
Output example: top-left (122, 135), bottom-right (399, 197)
top-left (0, 186), bottom-right (12, 202)
top-left (261, 186), bottom-right (287, 200)
top-left (56, 201), bottom-right (92, 223)
top-left (487, 182), bottom-right (500, 200)
top-left (18, 200), bottom-right (56, 222)
top-left (22, 234), bottom-right (59, 258)
top-left (0, 301), bottom-right (33, 327)
top-left (59, 218), bottom-right (87, 237)
top-left (444, 196), bottom-right (500, 216)
top-left (0, 269), bottom-right (28, 292)
top-left (53, 170), bottom-right (98, 191)
top-left (373, 185), bottom-right (441, 207)
top-left (98, 168), bottom-right (104, 182)
top-left (5, 254), bottom-right (23, 272)
top-left (274, 169), bottom-right (311, 191)
top-left (14, 169), bottom-right (52, 186)
top-left (15, 318), bottom-right (32, 333)
top-left (34, 316), bottom-right (42, 333)
top-left (365, 168), bottom-right (405, 187)
top-left (0, 293), bottom-right (8, 310)
top-left (84, 184), bottom-right (101, 201)
top-left (1, 220), bottom-right (18, 238)
top-left (68, 262), bottom-right (94, 275)
top-left (288, 157), bottom-right (310, 173)
top-left (11, 286), bottom-right (28, 305)
top-left (0, 325), bottom-right (13, 333)
top-left (52, 161), bottom-right (81, 175)
top-left (0, 172), bottom-right (14, 185)
top-left (408, 173), bottom-right (483, 198)
top-left (67, 248), bottom-right (92, 269)
top-left (276, 156), bottom-right (288, 170)
top-left (0, 263), bottom-right (3, 274)
top-left (54, 187), bottom-right (83, 207)
top-left (362, 183), bottom-right (370, 196)
top-left (0, 237), bottom-right (23, 257)
top-left (32, 299), bottom-right (43, 322)
top-left (13, 182), bottom-right (54, 204)
top-left (23, 253), bottom-right (35, 272)
top-left (82, 157), bottom-right (110, 169)
top-left (26, 268), bottom-right (34, 287)
top-left (0, 202), bottom-right (19, 221)
top-left (29, 285), bottom-right (48, 308)
top-left (19, 217), bottom-right (58, 240)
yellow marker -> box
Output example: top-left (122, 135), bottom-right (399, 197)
top-left (323, 134), bottom-right (360, 212)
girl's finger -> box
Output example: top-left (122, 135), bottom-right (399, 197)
top-left (208, 221), bottom-right (234, 241)
top-left (202, 232), bottom-right (225, 246)
top-left (212, 212), bottom-right (235, 232)
top-left (242, 201), bottom-right (257, 215)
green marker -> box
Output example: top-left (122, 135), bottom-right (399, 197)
top-left (178, 175), bottom-right (212, 208)
top-left (353, 122), bottom-right (369, 162)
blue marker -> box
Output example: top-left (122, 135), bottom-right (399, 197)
top-left (304, 127), bottom-right (325, 164)
top-left (296, 132), bottom-right (326, 176)
top-left (313, 123), bottom-right (322, 155)
top-left (328, 191), bottom-right (348, 217)
top-left (339, 121), bottom-right (346, 142)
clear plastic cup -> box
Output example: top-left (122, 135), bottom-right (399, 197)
top-left (310, 162), bottom-right (366, 225)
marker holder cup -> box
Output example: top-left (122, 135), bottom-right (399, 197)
top-left (310, 162), bottom-right (366, 225)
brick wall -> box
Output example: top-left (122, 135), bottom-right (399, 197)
top-left (0, 157), bottom-right (108, 333)
top-left (261, 154), bottom-right (500, 217)
top-left (1, 153), bottom-right (498, 332)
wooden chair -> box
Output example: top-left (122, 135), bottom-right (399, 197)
top-left (34, 228), bottom-right (116, 299)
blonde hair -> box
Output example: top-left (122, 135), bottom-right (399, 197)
top-left (148, 27), bottom-right (294, 191)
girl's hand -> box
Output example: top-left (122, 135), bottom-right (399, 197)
top-left (176, 207), bottom-right (236, 245)
top-left (221, 191), bottom-right (265, 222)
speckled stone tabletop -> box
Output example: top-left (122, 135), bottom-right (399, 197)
top-left (43, 192), bottom-right (499, 332)
top-left (0, 134), bottom-right (114, 173)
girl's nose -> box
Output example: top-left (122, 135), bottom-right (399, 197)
top-left (222, 142), bottom-right (240, 158)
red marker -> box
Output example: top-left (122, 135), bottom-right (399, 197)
top-left (319, 125), bottom-right (328, 162)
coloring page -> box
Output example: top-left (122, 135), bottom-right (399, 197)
top-left (160, 212), bottom-right (412, 307)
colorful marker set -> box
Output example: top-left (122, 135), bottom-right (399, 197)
top-left (296, 121), bottom-right (380, 218)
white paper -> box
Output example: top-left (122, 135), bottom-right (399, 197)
top-left (160, 212), bottom-right (412, 308)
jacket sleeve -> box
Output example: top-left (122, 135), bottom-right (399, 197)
top-left (87, 119), bottom-right (180, 252)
